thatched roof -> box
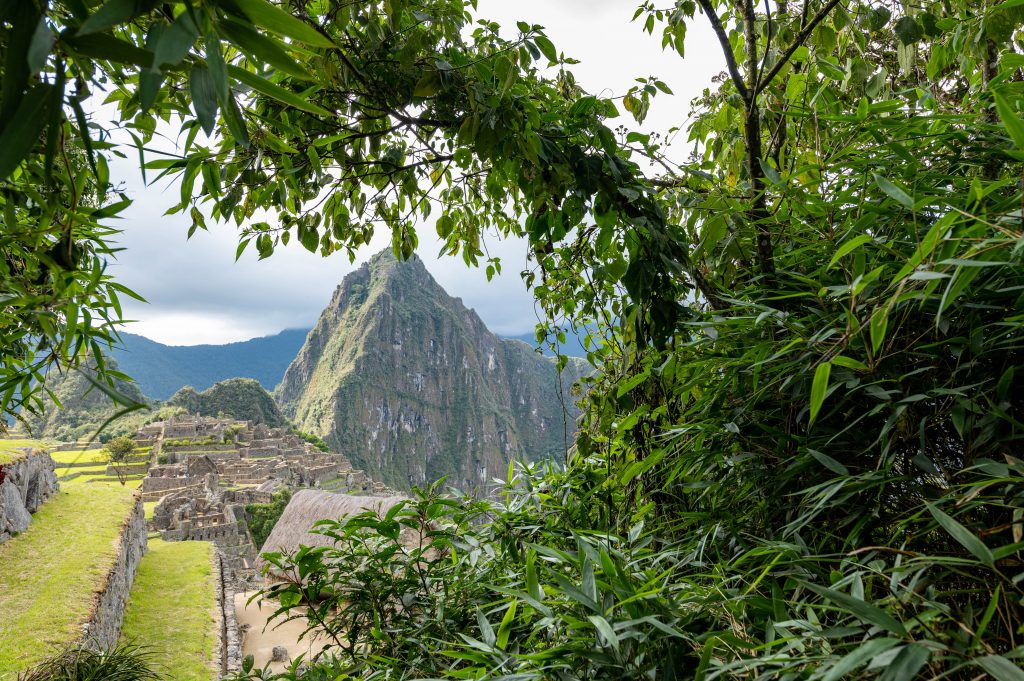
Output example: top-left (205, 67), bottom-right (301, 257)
top-left (258, 489), bottom-right (407, 562)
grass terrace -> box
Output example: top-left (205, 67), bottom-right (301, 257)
top-left (0, 438), bottom-right (45, 464)
top-left (120, 539), bottom-right (218, 681)
top-left (0, 479), bottom-right (138, 677)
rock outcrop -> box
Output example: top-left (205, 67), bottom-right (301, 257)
top-left (276, 250), bottom-right (588, 492)
top-left (0, 449), bottom-right (59, 544)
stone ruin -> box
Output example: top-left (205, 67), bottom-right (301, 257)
top-left (138, 416), bottom-right (397, 583)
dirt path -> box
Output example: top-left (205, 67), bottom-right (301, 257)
top-left (235, 591), bottom-right (331, 672)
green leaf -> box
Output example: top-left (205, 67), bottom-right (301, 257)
top-left (894, 16), bottom-right (923, 45)
top-left (27, 18), bottom-right (55, 75)
top-left (808, 449), bottom-right (848, 475)
top-left (227, 65), bottom-right (329, 116)
top-left (822, 638), bottom-right (901, 681)
top-left (926, 503), bottom-right (995, 566)
top-left (222, 92), bottom-right (250, 148)
top-left (974, 655), bottom-right (1024, 681)
top-left (809, 361), bottom-right (831, 426)
top-left (0, 83), bottom-right (52, 181)
top-left (77, 0), bottom-right (155, 36)
top-left (230, 0), bottom-right (335, 48)
top-left (496, 599), bottom-right (517, 650)
top-left (64, 32), bottom-right (154, 69)
top-left (879, 644), bottom-right (930, 681)
top-left (413, 71), bottom-right (442, 98)
top-left (831, 355), bottom-right (868, 371)
top-left (189, 66), bottom-right (218, 135)
top-left (588, 615), bottom-right (619, 651)
top-left (152, 10), bottom-right (198, 70)
top-left (534, 35), bottom-right (557, 63)
top-left (205, 33), bottom-right (230, 104)
top-left (993, 92), bottom-right (1024, 149)
top-left (873, 173), bottom-right (914, 210)
top-left (218, 18), bottom-right (311, 79)
top-left (870, 306), bottom-right (889, 356)
top-left (992, 0), bottom-right (1024, 11)
top-left (828, 234), bottom-right (873, 268)
top-left (803, 583), bottom-right (907, 635)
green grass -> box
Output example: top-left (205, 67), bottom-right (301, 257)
top-left (0, 438), bottom-right (44, 464)
top-left (49, 448), bottom-right (108, 465)
top-left (120, 539), bottom-right (217, 681)
top-left (143, 501), bottom-right (159, 520)
top-left (0, 481), bottom-right (138, 677)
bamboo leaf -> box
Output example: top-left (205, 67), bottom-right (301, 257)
top-left (926, 503), bottom-right (995, 566)
top-left (873, 173), bottom-right (914, 210)
top-left (230, 0), bottom-right (335, 48)
top-left (228, 65), bottom-right (329, 115)
top-left (829, 234), bottom-right (873, 268)
top-left (0, 84), bottom-right (52, 181)
top-left (809, 361), bottom-right (832, 426)
top-left (803, 583), bottom-right (907, 635)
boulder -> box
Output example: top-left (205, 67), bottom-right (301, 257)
top-left (0, 480), bottom-right (31, 538)
top-left (270, 645), bottom-right (289, 662)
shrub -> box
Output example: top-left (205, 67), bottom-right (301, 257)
top-left (245, 490), bottom-right (292, 549)
top-left (104, 436), bottom-right (137, 486)
top-left (18, 643), bottom-right (163, 681)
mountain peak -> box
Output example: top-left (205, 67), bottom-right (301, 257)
top-left (277, 250), bottom-right (585, 492)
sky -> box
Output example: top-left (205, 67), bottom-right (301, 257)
top-left (104, 0), bottom-right (724, 346)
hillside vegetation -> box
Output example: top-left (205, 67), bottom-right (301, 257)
top-left (169, 378), bottom-right (286, 427)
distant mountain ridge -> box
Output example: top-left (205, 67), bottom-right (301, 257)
top-left (276, 250), bottom-right (587, 492)
top-left (110, 329), bottom-right (310, 399)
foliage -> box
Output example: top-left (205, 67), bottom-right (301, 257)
top-left (17, 356), bottom-right (149, 443)
top-left (104, 435), bottom-right (137, 485)
top-left (168, 378), bottom-right (286, 427)
top-left (218, 0), bottom-right (1023, 679)
top-left (245, 489), bottom-right (292, 549)
top-left (4, 0), bottom-right (1024, 678)
top-left (119, 539), bottom-right (217, 681)
top-left (292, 429), bottom-right (329, 453)
top-left (17, 643), bottom-right (162, 681)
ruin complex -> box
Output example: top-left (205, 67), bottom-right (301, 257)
top-left (138, 414), bottom-right (396, 582)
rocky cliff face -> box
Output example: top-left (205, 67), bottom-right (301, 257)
top-left (277, 251), bottom-right (586, 492)
top-left (0, 449), bottom-right (59, 544)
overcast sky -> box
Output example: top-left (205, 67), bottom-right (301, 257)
top-left (104, 1), bottom-right (723, 346)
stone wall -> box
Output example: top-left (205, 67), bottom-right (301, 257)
top-left (214, 549), bottom-right (243, 675)
top-left (79, 495), bottom-right (147, 650)
top-left (0, 449), bottom-right (58, 544)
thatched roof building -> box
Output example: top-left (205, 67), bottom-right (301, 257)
top-left (257, 489), bottom-right (407, 565)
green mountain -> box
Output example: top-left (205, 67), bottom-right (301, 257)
top-left (110, 329), bottom-right (310, 400)
top-left (276, 250), bottom-right (587, 492)
top-left (21, 356), bottom-right (150, 441)
top-left (168, 378), bottom-right (286, 427)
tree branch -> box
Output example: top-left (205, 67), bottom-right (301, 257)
top-left (756, 0), bottom-right (843, 95)
top-left (696, 0), bottom-right (750, 102)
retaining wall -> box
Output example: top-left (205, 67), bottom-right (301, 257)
top-left (0, 450), bottom-right (58, 544)
top-left (79, 494), bottom-right (147, 650)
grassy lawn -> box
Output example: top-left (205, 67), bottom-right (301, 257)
top-left (49, 448), bottom-right (108, 465)
top-left (0, 438), bottom-right (44, 464)
top-left (0, 480), bottom-right (138, 677)
top-left (120, 539), bottom-right (218, 681)
top-left (144, 500), bottom-right (159, 520)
